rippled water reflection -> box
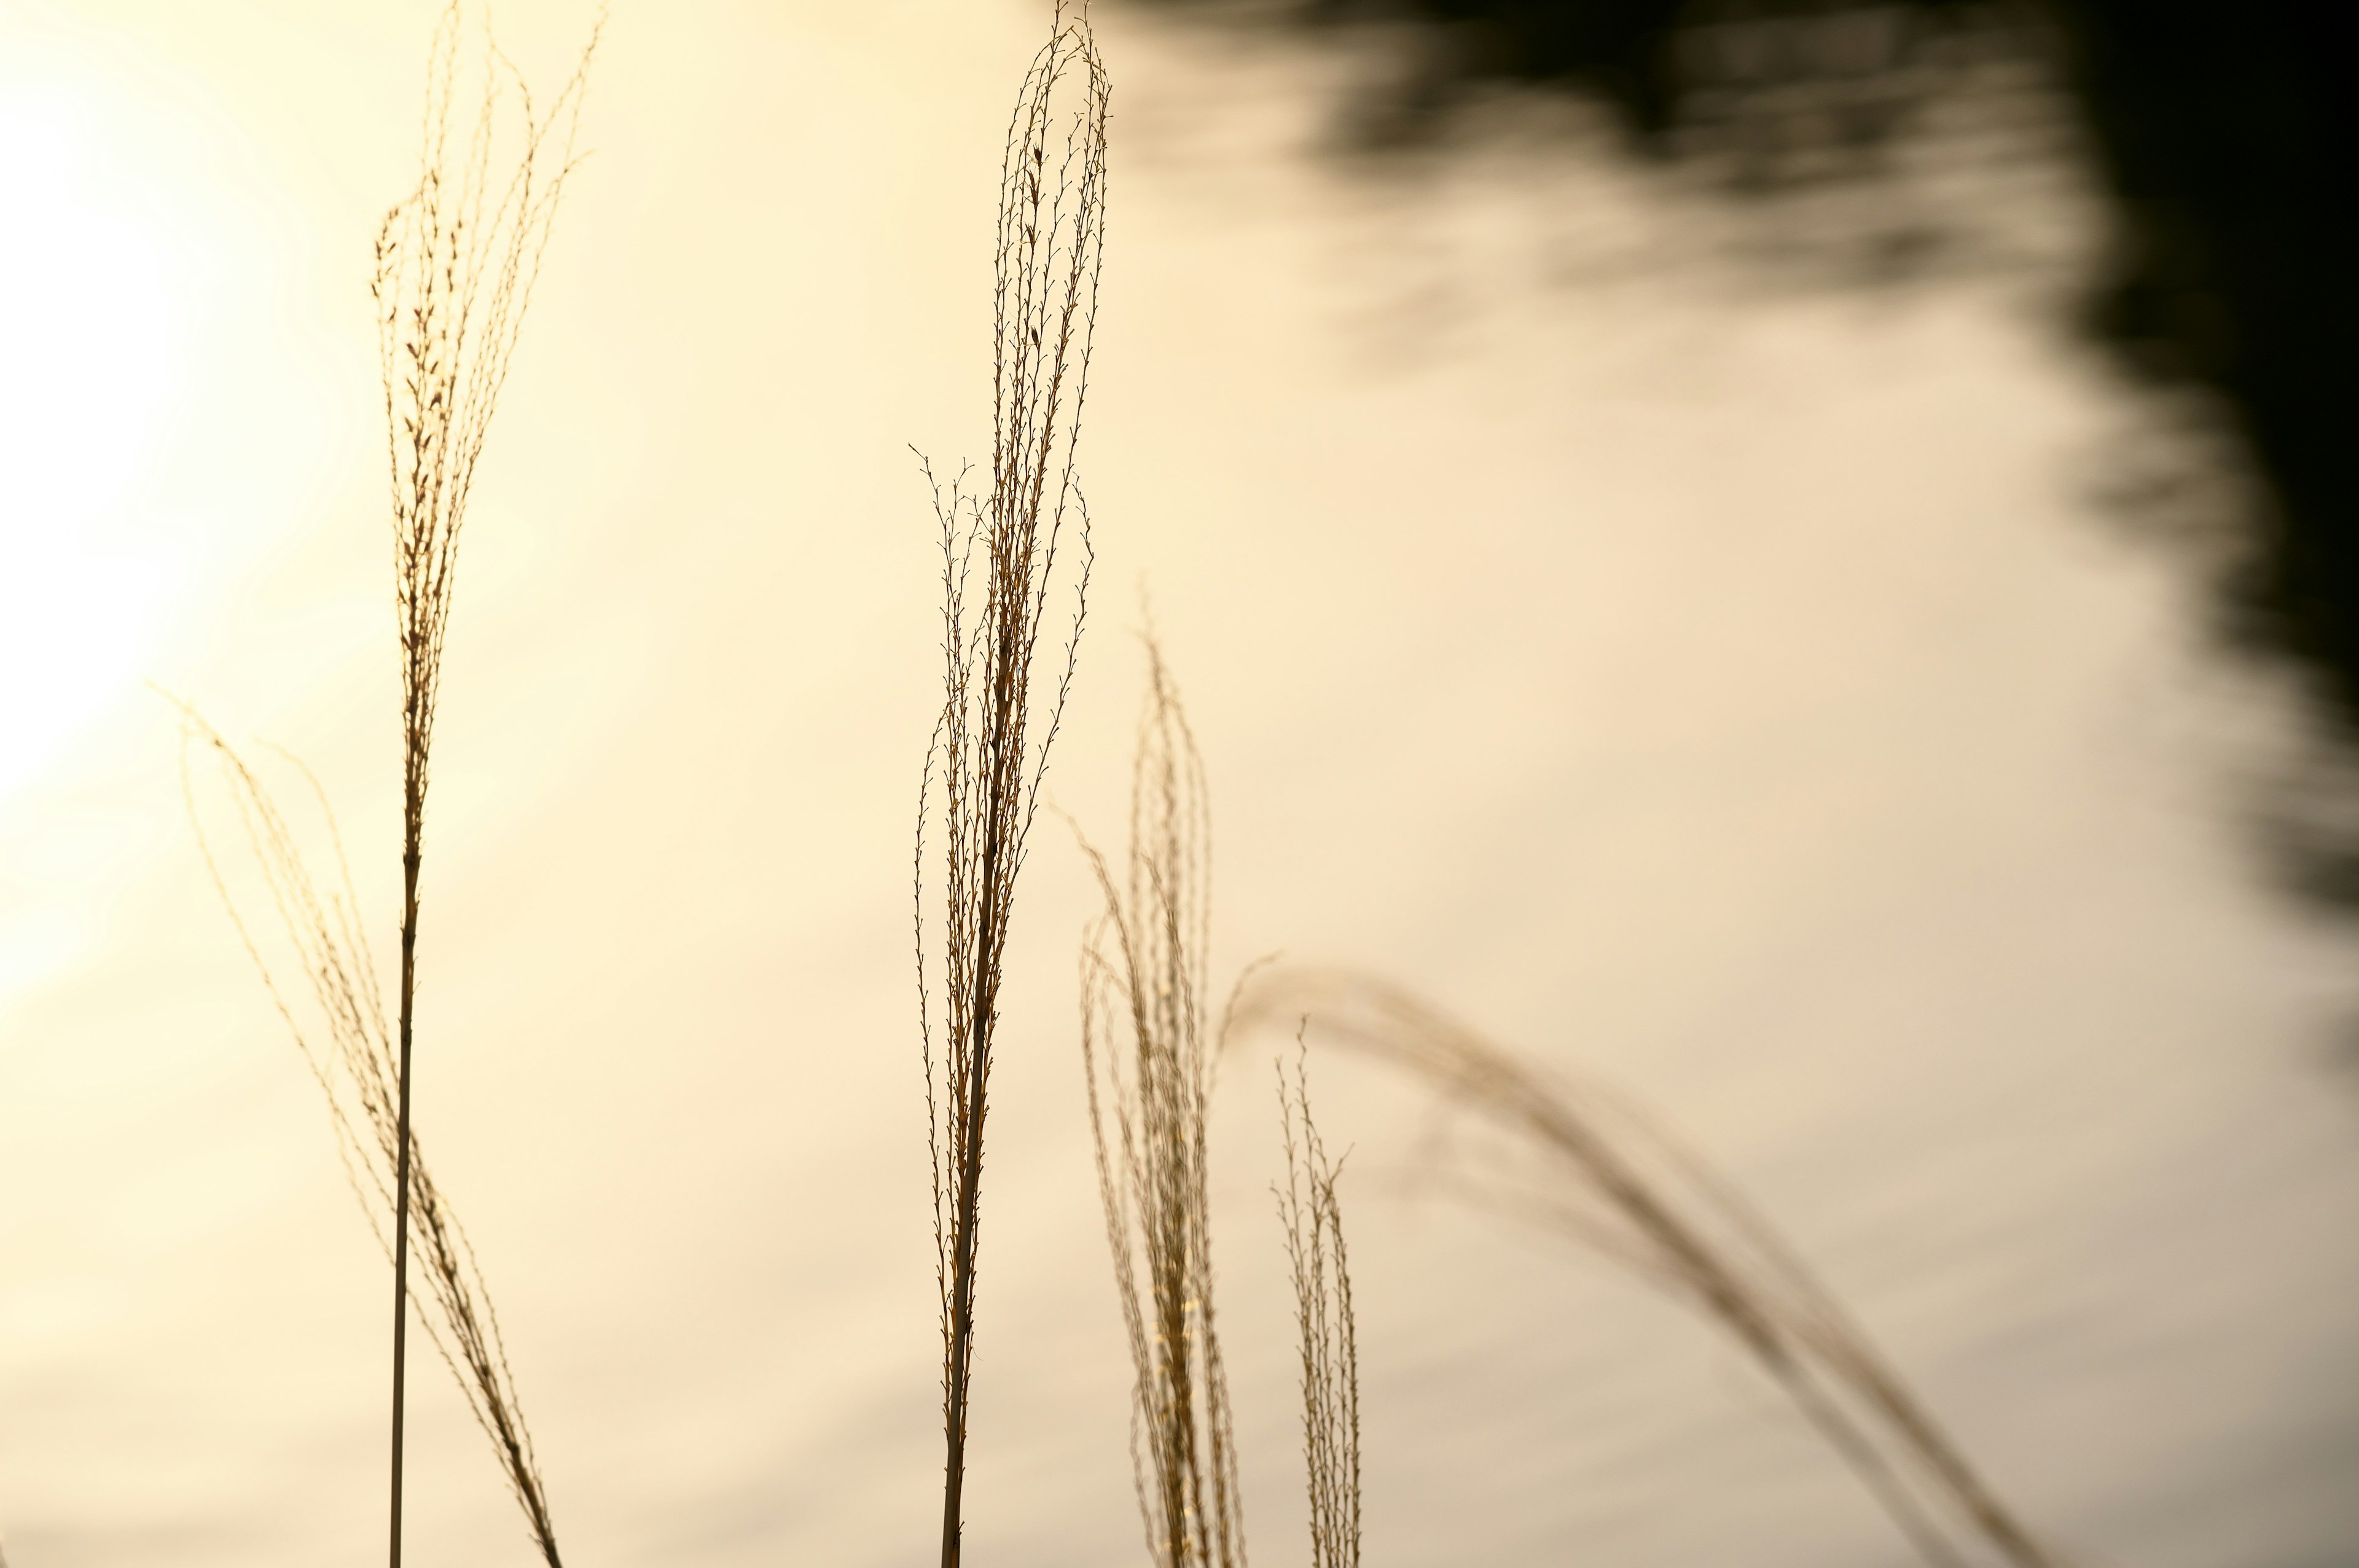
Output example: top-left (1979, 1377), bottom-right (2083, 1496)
top-left (0, 4), bottom-right (2352, 1566)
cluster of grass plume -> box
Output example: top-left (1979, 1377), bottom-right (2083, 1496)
top-left (147, 6), bottom-right (2071, 1567)
top-left (179, 2), bottom-right (597, 1563)
top-left (1233, 970), bottom-right (2060, 1568)
top-left (1274, 1042), bottom-right (1361, 1568)
top-left (1068, 644), bottom-right (2044, 1568)
top-left (1075, 644), bottom-right (1369, 1568)
top-left (1074, 641), bottom-right (1250, 1568)
top-left (912, 5), bottom-right (1111, 1564)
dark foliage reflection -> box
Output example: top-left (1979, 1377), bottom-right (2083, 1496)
top-left (1125, 0), bottom-right (2359, 915)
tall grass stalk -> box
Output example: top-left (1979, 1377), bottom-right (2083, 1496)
top-left (172, 708), bottom-right (561, 1564)
top-left (913, 7), bottom-right (1109, 1564)
top-left (374, 4), bottom-right (595, 1564)
top-left (1237, 971), bottom-right (2057, 1568)
top-left (1275, 1044), bottom-right (1361, 1568)
top-left (1075, 643), bottom-right (1248, 1568)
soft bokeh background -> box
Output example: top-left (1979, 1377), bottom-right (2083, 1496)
top-left (1, 1), bottom-right (2353, 1564)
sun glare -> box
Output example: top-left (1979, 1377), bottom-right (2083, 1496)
top-left (0, 82), bottom-right (182, 802)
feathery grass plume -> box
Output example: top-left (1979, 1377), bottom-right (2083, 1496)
top-left (1074, 642), bottom-right (1247, 1568)
top-left (1237, 971), bottom-right (2059, 1568)
top-left (912, 6), bottom-right (1109, 1564)
top-left (170, 704), bottom-right (561, 1565)
top-left (374, 4), bottom-right (596, 1563)
top-left (1275, 1042), bottom-right (1361, 1568)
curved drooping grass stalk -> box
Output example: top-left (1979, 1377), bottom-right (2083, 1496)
top-left (171, 706), bottom-right (561, 1564)
top-left (374, 4), bottom-right (595, 1564)
top-left (1075, 644), bottom-right (1248, 1568)
top-left (913, 7), bottom-right (1109, 1564)
top-left (1234, 971), bottom-right (2059, 1568)
top-left (1275, 1044), bottom-right (1360, 1568)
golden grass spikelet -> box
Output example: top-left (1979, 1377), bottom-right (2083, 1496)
top-left (1275, 1043), bottom-right (1361, 1568)
top-left (912, 6), bottom-right (1110, 1564)
top-left (1075, 641), bottom-right (1249, 1568)
top-left (1235, 970), bottom-right (2060, 1568)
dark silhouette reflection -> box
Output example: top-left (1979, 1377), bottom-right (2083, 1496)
top-left (1125, 0), bottom-right (2359, 913)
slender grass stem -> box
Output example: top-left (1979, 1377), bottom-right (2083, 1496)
top-left (171, 701), bottom-right (571, 1567)
top-left (914, 9), bottom-right (1110, 1562)
top-left (170, 6), bottom-right (595, 1563)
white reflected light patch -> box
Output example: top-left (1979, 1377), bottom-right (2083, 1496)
top-left (0, 84), bottom-right (180, 800)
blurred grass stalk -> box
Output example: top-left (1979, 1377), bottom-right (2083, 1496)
top-left (1076, 644), bottom-right (1367, 1568)
top-left (1077, 644), bottom-right (1249, 1568)
top-left (913, 6), bottom-right (1109, 1564)
top-left (1276, 1044), bottom-right (1361, 1568)
top-left (1235, 971), bottom-right (2058, 1568)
